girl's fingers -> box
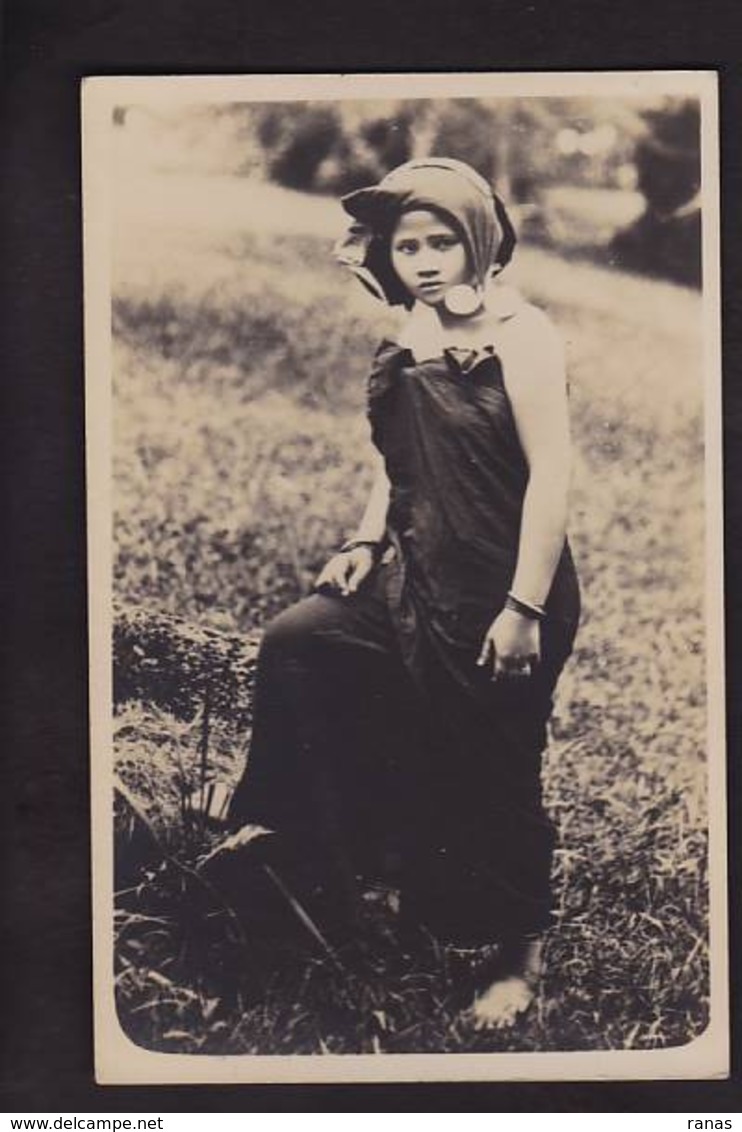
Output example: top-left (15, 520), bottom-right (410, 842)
top-left (345, 564), bottom-right (362, 593)
top-left (314, 560), bottom-right (344, 593)
top-left (349, 558), bottom-right (378, 594)
top-left (495, 653), bottom-right (540, 679)
top-left (342, 556), bottom-right (362, 594)
top-left (477, 636), bottom-right (493, 667)
top-left (483, 641), bottom-right (501, 680)
top-left (346, 566), bottom-right (367, 593)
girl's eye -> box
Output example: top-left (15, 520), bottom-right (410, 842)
top-left (431, 236), bottom-right (460, 250)
top-left (395, 241), bottom-right (418, 255)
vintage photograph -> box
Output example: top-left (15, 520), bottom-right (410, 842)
top-left (84, 72), bottom-right (725, 1082)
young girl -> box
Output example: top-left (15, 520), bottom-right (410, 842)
top-left (219, 158), bottom-right (580, 1029)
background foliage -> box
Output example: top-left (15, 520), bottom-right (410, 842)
top-left (116, 94), bottom-right (701, 284)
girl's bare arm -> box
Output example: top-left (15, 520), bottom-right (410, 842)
top-left (477, 306), bottom-right (571, 676)
top-left (314, 453), bottom-right (390, 596)
top-left (500, 306), bottom-right (571, 608)
top-left (352, 450), bottom-right (391, 544)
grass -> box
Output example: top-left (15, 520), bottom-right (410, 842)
top-left (111, 171), bottom-right (709, 1055)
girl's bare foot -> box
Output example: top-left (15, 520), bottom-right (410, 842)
top-left (468, 936), bottom-right (543, 1030)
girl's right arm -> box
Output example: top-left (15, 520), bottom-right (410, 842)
top-left (352, 450), bottom-right (391, 544)
top-left (314, 453), bottom-right (390, 596)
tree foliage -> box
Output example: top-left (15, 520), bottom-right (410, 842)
top-left (221, 96), bottom-right (649, 196)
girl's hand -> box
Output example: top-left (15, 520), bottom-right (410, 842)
top-left (477, 608), bottom-right (541, 680)
top-left (313, 547), bottom-right (376, 597)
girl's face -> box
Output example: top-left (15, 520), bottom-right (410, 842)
top-left (390, 209), bottom-right (471, 308)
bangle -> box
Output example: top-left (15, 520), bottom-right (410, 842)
top-left (505, 591), bottom-right (546, 621)
top-left (340, 538), bottom-right (382, 561)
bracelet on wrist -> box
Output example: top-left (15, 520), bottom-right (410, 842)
top-left (505, 591), bottom-right (546, 621)
top-left (339, 537), bottom-right (383, 561)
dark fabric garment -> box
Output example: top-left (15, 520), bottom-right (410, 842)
top-left (229, 340), bottom-right (580, 946)
top-left (229, 576), bottom-right (419, 932)
top-left (368, 340), bottom-right (580, 699)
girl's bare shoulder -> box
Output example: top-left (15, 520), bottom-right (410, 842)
top-left (487, 286), bottom-right (560, 348)
top-left (487, 290), bottom-right (563, 370)
top-left (486, 288), bottom-right (565, 394)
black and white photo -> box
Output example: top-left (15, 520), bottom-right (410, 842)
top-left (83, 71), bottom-right (725, 1083)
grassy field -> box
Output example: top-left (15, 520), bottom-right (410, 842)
top-left (111, 171), bottom-right (708, 1055)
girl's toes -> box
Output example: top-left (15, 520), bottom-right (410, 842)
top-left (469, 976), bottom-right (536, 1030)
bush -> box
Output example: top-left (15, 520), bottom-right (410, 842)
top-left (610, 99), bottom-right (701, 286)
top-left (257, 105), bottom-right (344, 192)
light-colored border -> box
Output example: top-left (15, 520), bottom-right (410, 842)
top-left (84, 70), bottom-right (726, 1084)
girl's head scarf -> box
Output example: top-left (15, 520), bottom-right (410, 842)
top-left (334, 158), bottom-right (517, 307)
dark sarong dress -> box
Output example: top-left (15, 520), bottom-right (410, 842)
top-left (229, 340), bottom-right (580, 945)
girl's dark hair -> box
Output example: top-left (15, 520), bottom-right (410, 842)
top-left (365, 226), bottom-right (413, 308)
top-left (493, 193), bottom-right (517, 270)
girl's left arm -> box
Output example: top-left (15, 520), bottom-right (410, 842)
top-left (502, 306), bottom-right (571, 608)
top-left (478, 307), bottom-right (571, 677)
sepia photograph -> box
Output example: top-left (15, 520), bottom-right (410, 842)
top-left (83, 71), bottom-right (725, 1083)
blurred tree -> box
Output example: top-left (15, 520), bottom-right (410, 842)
top-left (139, 95), bottom-right (702, 280)
top-left (636, 99), bottom-right (701, 212)
top-left (314, 100), bottom-right (414, 192)
top-left (426, 99), bottom-right (502, 183)
top-left (210, 96), bottom-right (649, 201)
top-left (610, 99), bottom-right (701, 286)
top-left (255, 104), bottom-right (344, 190)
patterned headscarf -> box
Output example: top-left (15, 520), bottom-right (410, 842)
top-left (334, 158), bottom-right (516, 307)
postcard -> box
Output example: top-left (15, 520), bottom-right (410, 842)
top-left (83, 70), bottom-right (726, 1083)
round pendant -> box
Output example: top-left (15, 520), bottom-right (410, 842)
top-left (444, 284), bottom-right (482, 317)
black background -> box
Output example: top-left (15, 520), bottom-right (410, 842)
top-left (2, 0), bottom-right (741, 1112)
